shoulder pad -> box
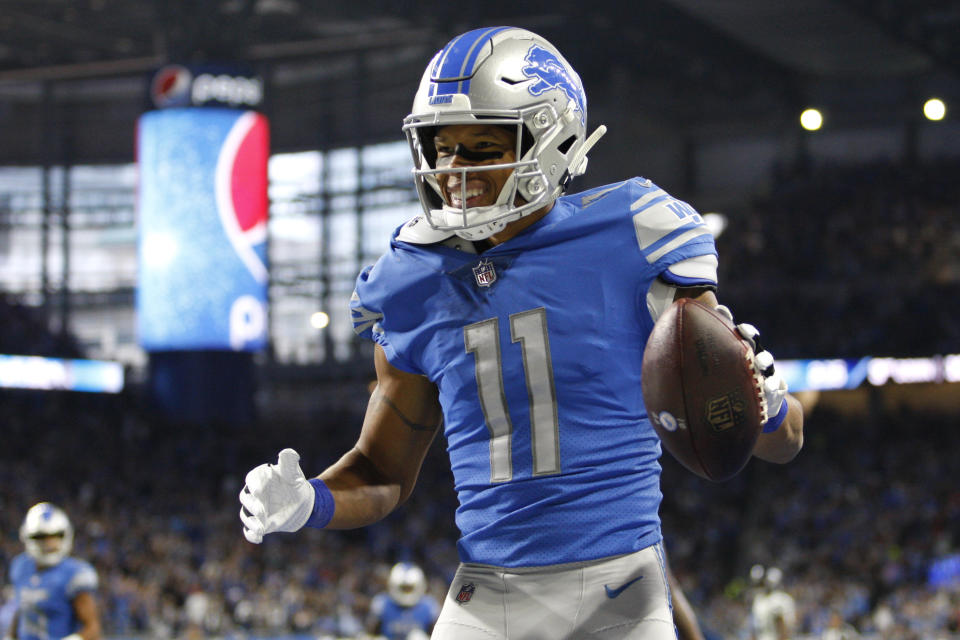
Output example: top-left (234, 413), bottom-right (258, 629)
top-left (66, 561), bottom-right (98, 595)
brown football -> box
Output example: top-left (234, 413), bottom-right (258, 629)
top-left (641, 298), bottom-right (764, 481)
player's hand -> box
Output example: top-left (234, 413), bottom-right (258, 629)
top-left (715, 306), bottom-right (788, 426)
top-left (239, 448), bottom-right (315, 543)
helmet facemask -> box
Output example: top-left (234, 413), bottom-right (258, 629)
top-left (404, 108), bottom-right (562, 240)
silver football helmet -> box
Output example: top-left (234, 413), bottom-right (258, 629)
top-left (403, 26), bottom-right (606, 240)
top-left (20, 502), bottom-right (74, 566)
top-left (387, 562), bottom-right (427, 607)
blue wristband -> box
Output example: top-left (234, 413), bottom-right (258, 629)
top-left (305, 478), bottom-right (335, 529)
top-left (762, 399), bottom-right (789, 433)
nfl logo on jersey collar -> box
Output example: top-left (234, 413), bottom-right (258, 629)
top-left (473, 259), bottom-right (497, 287)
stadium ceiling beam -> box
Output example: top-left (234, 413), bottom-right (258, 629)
top-left (0, 27), bottom-right (434, 85)
top-left (0, 55), bottom-right (164, 84)
top-left (244, 27), bottom-right (435, 61)
top-left (1, 8), bottom-right (126, 52)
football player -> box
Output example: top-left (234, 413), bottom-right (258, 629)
top-left (368, 562), bottom-right (439, 640)
top-left (6, 503), bottom-right (101, 640)
top-left (240, 26), bottom-right (803, 639)
top-left (750, 565), bottom-right (797, 640)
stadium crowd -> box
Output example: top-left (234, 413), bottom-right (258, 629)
top-left (0, 388), bottom-right (459, 640)
top-left (3, 386), bottom-right (960, 639)
top-left (662, 403), bottom-right (960, 638)
top-left (715, 158), bottom-right (960, 359)
top-left (2, 157), bottom-right (959, 638)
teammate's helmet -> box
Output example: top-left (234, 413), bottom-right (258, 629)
top-left (403, 26), bottom-right (606, 240)
top-left (387, 562), bottom-right (427, 607)
top-left (764, 566), bottom-right (783, 588)
top-left (19, 502), bottom-right (74, 566)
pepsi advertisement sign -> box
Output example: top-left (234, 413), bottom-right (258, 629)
top-left (137, 108), bottom-right (270, 351)
top-left (150, 63), bottom-right (263, 109)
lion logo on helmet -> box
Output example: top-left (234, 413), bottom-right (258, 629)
top-left (521, 45), bottom-right (586, 125)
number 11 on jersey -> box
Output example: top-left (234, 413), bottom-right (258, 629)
top-left (464, 307), bottom-right (561, 483)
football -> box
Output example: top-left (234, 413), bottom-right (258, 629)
top-left (641, 298), bottom-right (764, 481)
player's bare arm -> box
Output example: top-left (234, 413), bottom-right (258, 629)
top-left (674, 287), bottom-right (804, 464)
top-left (71, 591), bottom-right (102, 640)
top-left (239, 345), bottom-right (441, 541)
top-left (665, 554), bottom-right (706, 640)
top-left (319, 344), bottom-right (442, 529)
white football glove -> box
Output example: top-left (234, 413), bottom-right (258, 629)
top-left (239, 448), bottom-right (315, 544)
top-left (715, 305), bottom-right (788, 426)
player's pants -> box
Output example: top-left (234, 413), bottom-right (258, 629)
top-left (432, 543), bottom-right (676, 640)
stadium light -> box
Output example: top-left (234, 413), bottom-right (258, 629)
top-left (310, 311), bottom-right (330, 330)
top-left (923, 98), bottom-right (946, 121)
top-left (140, 232), bottom-right (179, 268)
top-left (777, 354), bottom-right (960, 391)
top-left (0, 355), bottom-right (124, 393)
top-left (702, 212), bottom-right (728, 238)
top-left (800, 108), bottom-right (823, 131)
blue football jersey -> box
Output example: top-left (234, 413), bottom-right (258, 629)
top-left (9, 553), bottom-right (98, 640)
top-left (352, 178), bottom-right (717, 567)
top-left (370, 593), bottom-right (440, 640)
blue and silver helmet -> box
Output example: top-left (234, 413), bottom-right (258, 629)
top-left (20, 502), bottom-right (74, 566)
top-left (403, 27), bottom-right (606, 240)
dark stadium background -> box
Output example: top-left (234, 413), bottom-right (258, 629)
top-left (1, 1), bottom-right (958, 638)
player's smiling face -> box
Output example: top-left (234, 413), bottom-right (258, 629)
top-left (434, 124), bottom-right (517, 209)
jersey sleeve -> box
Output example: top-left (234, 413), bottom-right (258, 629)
top-left (350, 253), bottom-right (425, 375)
top-left (350, 267), bottom-right (385, 341)
top-left (660, 253), bottom-right (718, 287)
top-left (65, 561), bottom-right (98, 598)
top-left (627, 181), bottom-right (718, 282)
top-left (369, 592), bottom-right (387, 617)
top-left (9, 554), bottom-right (26, 583)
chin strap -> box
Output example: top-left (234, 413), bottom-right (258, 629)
top-left (568, 125), bottom-right (607, 177)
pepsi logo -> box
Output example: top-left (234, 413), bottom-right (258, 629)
top-left (150, 66), bottom-right (263, 109)
top-left (151, 65), bottom-right (192, 108)
top-left (192, 73), bottom-right (263, 107)
top-left (230, 295), bottom-right (267, 350)
top-left (215, 111), bottom-right (269, 285)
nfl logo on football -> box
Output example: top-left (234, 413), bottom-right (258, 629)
top-left (473, 259), bottom-right (497, 287)
top-left (456, 582), bottom-right (476, 604)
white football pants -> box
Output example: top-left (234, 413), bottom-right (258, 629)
top-left (432, 543), bottom-right (677, 639)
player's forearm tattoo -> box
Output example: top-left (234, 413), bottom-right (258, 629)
top-left (372, 388), bottom-right (438, 432)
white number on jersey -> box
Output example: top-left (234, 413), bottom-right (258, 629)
top-left (464, 307), bottom-right (560, 483)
